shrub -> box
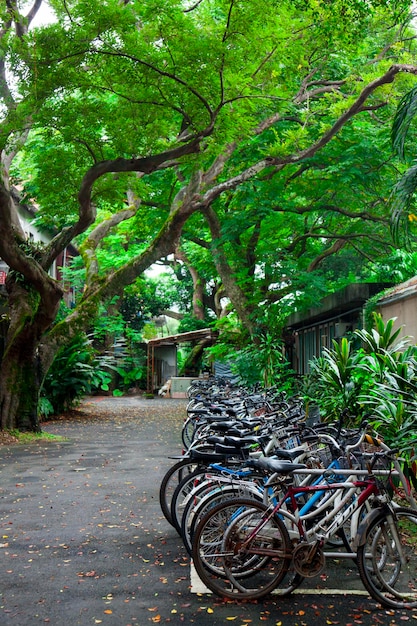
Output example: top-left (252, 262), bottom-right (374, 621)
top-left (304, 313), bottom-right (417, 454)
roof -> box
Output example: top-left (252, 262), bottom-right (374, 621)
top-left (146, 328), bottom-right (218, 347)
top-left (287, 283), bottom-right (389, 329)
top-left (377, 275), bottom-right (417, 306)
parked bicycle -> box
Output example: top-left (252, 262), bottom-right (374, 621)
top-left (191, 438), bottom-right (417, 608)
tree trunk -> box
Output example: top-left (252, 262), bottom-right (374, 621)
top-left (203, 206), bottom-right (257, 337)
top-left (179, 337), bottom-right (213, 376)
top-left (0, 275), bottom-right (62, 431)
top-left (174, 246), bottom-right (205, 320)
top-left (0, 342), bottom-right (42, 431)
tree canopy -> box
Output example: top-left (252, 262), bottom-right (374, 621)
top-left (1, 0), bottom-right (417, 430)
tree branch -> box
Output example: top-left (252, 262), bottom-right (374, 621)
top-left (273, 64), bottom-right (417, 166)
top-left (307, 238), bottom-right (347, 271)
top-left (80, 202), bottom-right (141, 285)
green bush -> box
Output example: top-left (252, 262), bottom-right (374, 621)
top-left (304, 313), bottom-right (417, 454)
top-left (230, 333), bottom-right (296, 394)
top-left (39, 334), bottom-right (98, 416)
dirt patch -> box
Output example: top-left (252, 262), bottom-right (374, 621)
top-left (0, 431), bottom-right (19, 445)
top-left (41, 408), bottom-right (97, 423)
top-left (1, 395), bottom-right (187, 445)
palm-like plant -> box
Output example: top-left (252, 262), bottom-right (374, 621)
top-left (355, 313), bottom-right (411, 354)
top-left (355, 316), bottom-right (417, 454)
top-left (308, 337), bottom-right (362, 421)
top-left (306, 314), bottom-right (417, 452)
top-left (390, 85), bottom-right (417, 246)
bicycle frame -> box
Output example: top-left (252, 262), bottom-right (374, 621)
top-left (238, 471), bottom-right (384, 560)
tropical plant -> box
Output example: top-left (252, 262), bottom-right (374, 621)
top-left (39, 334), bottom-right (123, 416)
top-left (307, 338), bottom-right (364, 422)
top-left (229, 332), bottom-right (296, 393)
top-left (355, 313), bottom-right (411, 354)
top-left (40, 334), bottom-right (98, 416)
top-left (389, 84), bottom-right (417, 246)
top-left (305, 313), bottom-right (417, 454)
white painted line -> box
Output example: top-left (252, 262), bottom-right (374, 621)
top-left (190, 563), bottom-right (369, 596)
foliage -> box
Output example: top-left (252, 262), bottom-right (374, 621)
top-left (307, 338), bottom-right (364, 422)
top-left (177, 315), bottom-right (211, 334)
top-left (40, 334), bottom-right (99, 416)
top-left (111, 337), bottom-right (147, 394)
top-left (39, 332), bottom-right (145, 415)
top-left (305, 313), bottom-right (417, 454)
top-left (206, 315), bottom-right (250, 362)
top-left (229, 333), bottom-right (296, 393)
top-left (389, 82), bottom-right (417, 246)
top-left (38, 396), bottom-right (55, 420)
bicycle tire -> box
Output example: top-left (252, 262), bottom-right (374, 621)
top-left (356, 506), bottom-right (417, 609)
top-left (171, 467), bottom-right (212, 534)
top-left (192, 498), bottom-right (297, 600)
top-left (183, 482), bottom-right (263, 555)
top-left (159, 459), bottom-right (200, 526)
top-left (182, 416), bottom-right (199, 448)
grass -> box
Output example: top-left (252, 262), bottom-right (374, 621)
top-left (7, 430), bottom-right (66, 444)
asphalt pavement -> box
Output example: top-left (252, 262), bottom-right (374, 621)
top-left (0, 395), bottom-right (416, 625)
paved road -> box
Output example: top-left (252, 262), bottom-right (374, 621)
top-left (0, 396), bottom-right (415, 625)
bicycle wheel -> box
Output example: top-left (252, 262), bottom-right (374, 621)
top-left (192, 498), bottom-right (295, 600)
top-left (356, 506), bottom-right (417, 609)
top-left (159, 459), bottom-right (200, 526)
top-left (182, 416), bottom-right (199, 448)
top-left (171, 468), bottom-right (212, 534)
top-left (183, 483), bottom-right (263, 555)
top-left (221, 501), bottom-right (302, 599)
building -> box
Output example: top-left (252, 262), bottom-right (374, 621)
top-left (376, 276), bottom-right (417, 343)
top-left (285, 283), bottom-right (390, 374)
top-left (0, 199), bottom-right (77, 308)
top-left (146, 328), bottom-right (218, 396)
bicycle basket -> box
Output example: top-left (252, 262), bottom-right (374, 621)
top-left (274, 425), bottom-right (301, 450)
top-left (305, 440), bottom-right (334, 468)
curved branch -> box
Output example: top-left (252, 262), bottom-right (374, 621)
top-left (51, 47), bottom-right (214, 118)
top-left (0, 183), bottom-right (63, 304)
top-left (184, 0), bottom-right (205, 12)
top-left (270, 64), bottom-right (417, 167)
top-left (174, 245), bottom-right (205, 319)
top-left (42, 133), bottom-right (208, 267)
top-left (307, 239), bottom-right (347, 271)
top-left (25, 0), bottom-right (43, 29)
top-left (271, 202), bottom-right (388, 223)
top-left (80, 202), bottom-right (140, 284)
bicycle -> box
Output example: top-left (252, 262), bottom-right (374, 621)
top-left (191, 443), bottom-right (417, 608)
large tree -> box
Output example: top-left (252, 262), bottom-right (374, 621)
top-left (0, 0), bottom-right (416, 430)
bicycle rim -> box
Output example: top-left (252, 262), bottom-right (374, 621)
top-left (357, 507), bottom-right (417, 609)
top-left (184, 485), bottom-right (262, 555)
top-left (221, 502), bottom-right (293, 599)
top-left (159, 459), bottom-right (200, 527)
top-left (192, 498), bottom-right (293, 600)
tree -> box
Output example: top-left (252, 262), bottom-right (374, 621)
top-left (1, 0), bottom-right (416, 430)
top-left (389, 82), bottom-right (417, 245)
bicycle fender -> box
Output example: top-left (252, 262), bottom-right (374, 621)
top-left (351, 506), bottom-right (387, 549)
